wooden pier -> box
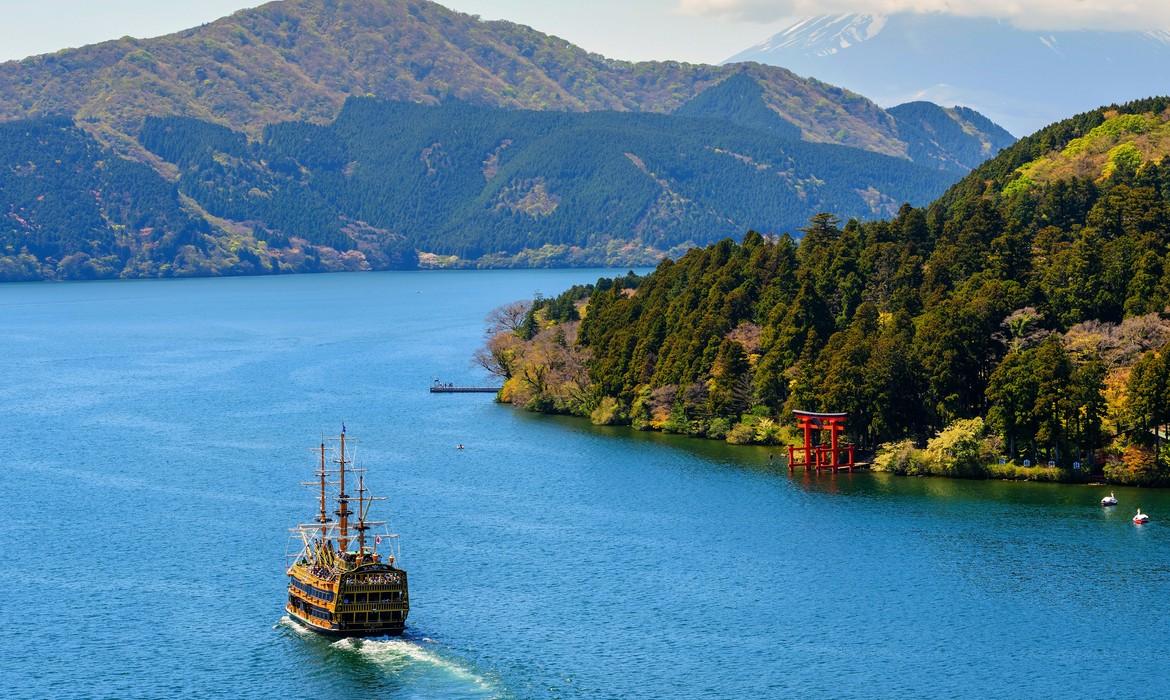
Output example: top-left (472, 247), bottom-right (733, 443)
top-left (430, 383), bottom-right (502, 393)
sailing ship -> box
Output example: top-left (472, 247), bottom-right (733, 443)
top-left (285, 429), bottom-right (409, 636)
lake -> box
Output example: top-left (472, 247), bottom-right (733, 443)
top-left (2, 270), bottom-right (1168, 699)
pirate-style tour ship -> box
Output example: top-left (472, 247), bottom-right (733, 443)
top-left (285, 428), bottom-right (409, 636)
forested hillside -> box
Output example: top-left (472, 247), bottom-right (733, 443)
top-left (0, 0), bottom-right (964, 161)
top-left (0, 0), bottom-right (1017, 281)
top-left (887, 101), bottom-right (1015, 173)
top-left (0, 118), bottom-right (415, 280)
top-left (487, 97), bottom-right (1170, 485)
top-left (3, 91), bottom-right (998, 280)
top-left (133, 97), bottom-right (956, 267)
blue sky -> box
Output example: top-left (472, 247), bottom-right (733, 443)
top-left (0, 0), bottom-right (792, 64)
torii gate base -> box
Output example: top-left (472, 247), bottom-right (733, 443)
top-left (787, 410), bottom-right (855, 472)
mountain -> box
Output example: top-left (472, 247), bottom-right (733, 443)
top-left (488, 96), bottom-right (1170, 484)
top-left (886, 102), bottom-right (1016, 173)
top-left (0, 0), bottom-right (1011, 164)
top-left (675, 73), bottom-right (1013, 173)
top-left (153, 97), bottom-right (965, 259)
top-left (0, 0), bottom-right (912, 159)
top-left (728, 13), bottom-right (1170, 137)
top-left (0, 118), bottom-right (212, 281)
top-left (0, 117), bottom-right (416, 281)
top-left (0, 0), bottom-right (1016, 280)
top-left (0, 94), bottom-right (958, 280)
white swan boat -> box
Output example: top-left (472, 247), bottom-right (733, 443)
top-left (1101, 492), bottom-right (1118, 506)
top-left (1133, 509), bottom-right (1150, 525)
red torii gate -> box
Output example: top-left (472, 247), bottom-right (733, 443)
top-left (787, 410), bottom-right (855, 472)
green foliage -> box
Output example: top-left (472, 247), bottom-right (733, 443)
top-left (922, 417), bottom-right (988, 478)
top-left (495, 98), bottom-right (1170, 487)
top-left (0, 117), bottom-right (217, 279)
top-left (872, 440), bottom-right (925, 475)
top-left (1102, 143), bottom-right (1143, 181)
top-left (984, 462), bottom-right (1065, 482)
top-left (0, 116), bottom-right (418, 281)
top-left (706, 417), bottom-right (732, 440)
top-left (721, 415), bottom-right (797, 445)
top-left (725, 421), bottom-right (757, 445)
top-left (986, 337), bottom-right (1105, 465)
top-left (1124, 346), bottom-right (1170, 447)
top-left (874, 431), bottom-right (1066, 482)
top-left (1001, 174), bottom-right (1035, 198)
top-left (590, 397), bottom-right (628, 426)
top-left (137, 98), bottom-right (957, 264)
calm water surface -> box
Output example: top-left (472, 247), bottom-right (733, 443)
top-left (2, 270), bottom-right (1168, 699)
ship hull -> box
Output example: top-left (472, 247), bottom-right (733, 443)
top-left (286, 563), bottom-right (409, 638)
top-left (286, 607), bottom-right (406, 637)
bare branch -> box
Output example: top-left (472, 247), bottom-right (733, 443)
top-left (485, 300), bottom-right (533, 336)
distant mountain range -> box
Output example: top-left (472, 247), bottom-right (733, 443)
top-left (728, 13), bottom-right (1170, 137)
top-left (0, 0), bottom-right (1014, 281)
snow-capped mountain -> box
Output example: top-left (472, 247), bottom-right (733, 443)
top-left (755, 15), bottom-right (890, 56)
top-left (727, 13), bottom-right (1170, 136)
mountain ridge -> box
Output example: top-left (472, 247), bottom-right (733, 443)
top-left (729, 12), bottom-right (1170, 136)
top-left (0, 0), bottom-right (1016, 281)
top-left (0, 0), bottom-right (996, 163)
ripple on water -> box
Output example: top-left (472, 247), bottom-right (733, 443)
top-left (274, 616), bottom-right (499, 698)
top-left (330, 636), bottom-right (500, 698)
top-left (5, 271), bottom-right (1170, 700)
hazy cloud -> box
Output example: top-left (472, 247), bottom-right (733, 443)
top-left (676, 0), bottom-right (1170, 31)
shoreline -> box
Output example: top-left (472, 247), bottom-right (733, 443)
top-left (509, 403), bottom-right (1167, 489)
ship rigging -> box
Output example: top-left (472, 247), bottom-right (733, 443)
top-left (285, 429), bottom-right (409, 636)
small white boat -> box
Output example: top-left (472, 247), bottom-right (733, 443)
top-left (1133, 509), bottom-right (1150, 525)
top-left (1101, 492), bottom-right (1118, 507)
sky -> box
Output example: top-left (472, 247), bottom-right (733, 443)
top-left (0, 0), bottom-right (1167, 65)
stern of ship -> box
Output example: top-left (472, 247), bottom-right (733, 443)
top-left (333, 563), bottom-right (409, 637)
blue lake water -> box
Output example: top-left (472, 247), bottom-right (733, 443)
top-left (2, 270), bottom-right (1168, 700)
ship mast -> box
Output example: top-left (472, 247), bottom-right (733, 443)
top-left (317, 442), bottom-right (329, 542)
top-left (356, 470), bottom-right (368, 562)
top-left (336, 429), bottom-right (351, 552)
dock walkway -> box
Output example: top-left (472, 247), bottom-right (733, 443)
top-left (430, 385), bottom-right (502, 393)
